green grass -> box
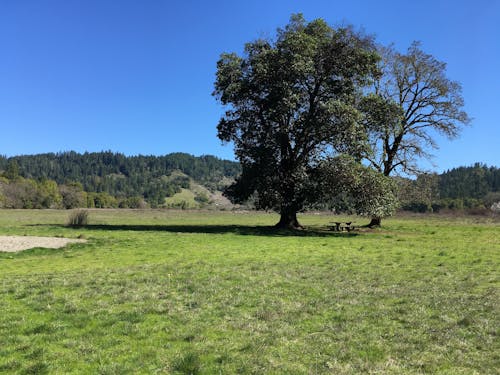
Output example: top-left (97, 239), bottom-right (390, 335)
top-left (164, 188), bottom-right (200, 208)
top-left (0, 209), bottom-right (498, 374)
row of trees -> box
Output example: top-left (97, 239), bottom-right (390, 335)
top-left (0, 176), bottom-right (149, 209)
top-left (2, 168), bottom-right (496, 213)
top-left (214, 14), bottom-right (470, 227)
top-left (2, 159), bottom-right (496, 212)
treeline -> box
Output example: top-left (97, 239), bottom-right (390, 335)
top-left (0, 152), bottom-right (497, 212)
top-left (0, 152), bottom-right (240, 208)
top-left (0, 176), bottom-right (133, 209)
top-left (398, 163), bottom-right (500, 213)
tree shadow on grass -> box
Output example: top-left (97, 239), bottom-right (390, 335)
top-left (43, 224), bottom-right (359, 237)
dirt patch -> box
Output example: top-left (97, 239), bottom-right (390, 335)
top-left (0, 236), bottom-right (86, 252)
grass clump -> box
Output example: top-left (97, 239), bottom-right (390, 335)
top-left (171, 351), bottom-right (201, 374)
top-left (66, 210), bottom-right (89, 227)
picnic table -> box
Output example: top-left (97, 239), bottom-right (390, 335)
top-left (330, 221), bottom-right (355, 232)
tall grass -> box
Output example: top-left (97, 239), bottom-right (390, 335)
top-left (66, 209), bottom-right (89, 227)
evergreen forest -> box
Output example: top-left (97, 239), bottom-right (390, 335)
top-left (0, 152), bottom-right (240, 209)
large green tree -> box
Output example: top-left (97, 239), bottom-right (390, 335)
top-left (214, 14), bottom-right (387, 228)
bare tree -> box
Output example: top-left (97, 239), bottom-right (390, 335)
top-left (361, 42), bottom-right (471, 225)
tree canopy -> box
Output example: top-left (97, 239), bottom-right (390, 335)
top-left (361, 42), bottom-right (471, 176)
top-left (214, 14), bottom-right (395, 228)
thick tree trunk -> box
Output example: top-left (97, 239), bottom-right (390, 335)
top-left (275, 207), bottom-right (302, 229)
top-left (367, 216), bottom-right (382, 227)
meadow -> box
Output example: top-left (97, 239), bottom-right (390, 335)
top-left (0, 209), bottom-right (498, 374)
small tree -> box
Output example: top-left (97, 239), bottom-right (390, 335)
top-left (315, 155), bottom-right (397, 218)
top-left (214, 14), bottom-right (381, 228)
top-left (59, 182), bottom-right (87, 209)
top-left (38, 179), bottom-right (63, 208)
top-left (397, 173), bottom-right (440, 212)
top-left (2, 178), bottom-right (38, 208)
top-left (0, 176), bottom-right (8, 208)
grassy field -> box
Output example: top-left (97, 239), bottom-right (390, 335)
top-left (0, 209), bottom-right (498, 374)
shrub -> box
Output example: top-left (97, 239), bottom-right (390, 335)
top-left (59, 184), bottom-right (87, 209)
top-left (67, 210), bottom-right (89, 227)
top-left (441, 198), bottom-right (464, 210)
top-left (401, 201), bottom-right (431, 213)
top-left (466, 207), bottom-right (490, 216)
top-left (431, 202), bottom-right (444, 212)
top-left (194, 192), bottom-right (210, 204)
top-left (118, 196), bottom-right (148, 209)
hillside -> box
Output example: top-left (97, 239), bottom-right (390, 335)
top-left (0, 152), bottom-right (240, 208)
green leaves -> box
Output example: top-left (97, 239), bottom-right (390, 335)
top-left (315, 155), bottom-right (398, 217)
top-left (213, 14), bottom-right (383, 226)
top-left (359, 93), bottom-right (403, 135)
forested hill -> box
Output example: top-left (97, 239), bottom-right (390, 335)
top-left (439, 163), bottom-right (499, 199)
top-left (0, 152), bottom-right (240, 207)
top-left (0, 152), bottom-right (240, 183)
top-left (397, 163), bottom-right (499, 213)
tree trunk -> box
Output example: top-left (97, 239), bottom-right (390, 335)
top-left (275, 207), bottom-right (302, 229)
top-left (367, 216), bottom-right (382, 227)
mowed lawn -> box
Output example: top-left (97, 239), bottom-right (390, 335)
top-left (0, 210), bottom-right (498, 374)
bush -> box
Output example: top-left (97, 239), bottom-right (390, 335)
top-left (431, 202), bottom-right (444, 212)
top-left (194, 192), bottom-right (210, 204)
top-left (463, 198), bottom-right (484, 209)
top-left (441, 198), bottom-right (464, 210)
top-left (87, 192), bottom-right (118, 208)
top-left (466, 207), bottom-right (490, 216)
top-left (401, 201), bottom-right (431, 213)
top-left (484, 192), bottom-right (500, 207)
top-left (118, 196), bottom-right (148, 209)
top-left (59, 184), bottom-right (87, 209)
top-left (67, 210), bottom-right (89, 227)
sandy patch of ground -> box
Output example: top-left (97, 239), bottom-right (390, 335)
top-left (0, 236), bottom-right (86, 252)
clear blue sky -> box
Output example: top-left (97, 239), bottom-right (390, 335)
top-left (1, 0), bottom-right (498, 172)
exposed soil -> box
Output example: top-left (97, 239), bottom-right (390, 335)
top-left (0, 236), bottom-right (86, 252)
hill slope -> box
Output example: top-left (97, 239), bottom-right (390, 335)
top-left (0, 152), bottom-right (240, 208)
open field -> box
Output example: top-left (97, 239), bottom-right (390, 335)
top-left (0, 209), bottom-right (498, 374)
